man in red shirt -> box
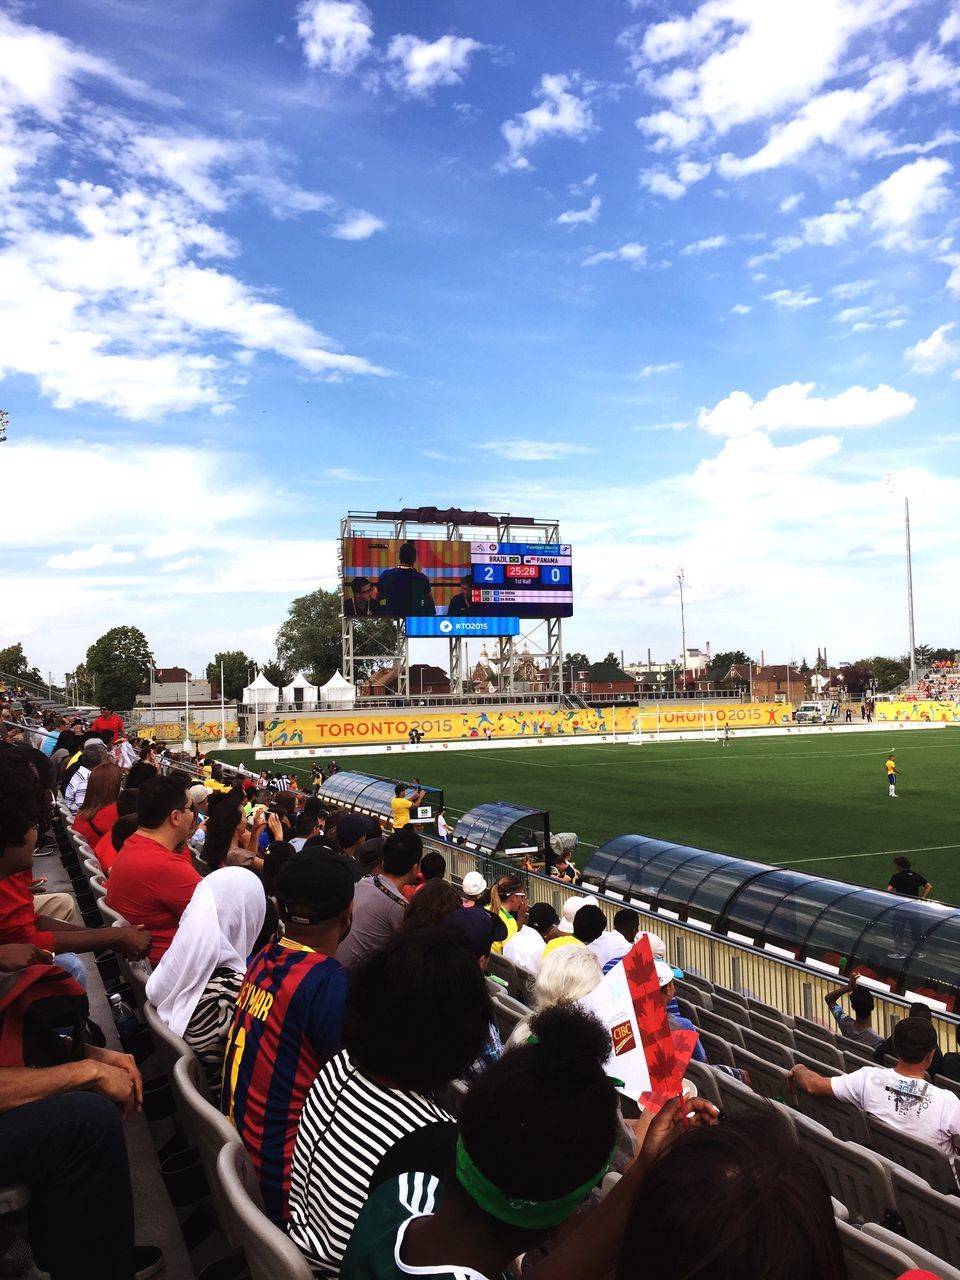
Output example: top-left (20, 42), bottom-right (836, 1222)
top-left (90, 705), bottom-right (124, 746)
top-left (105, 775), bottom-right (201, 964)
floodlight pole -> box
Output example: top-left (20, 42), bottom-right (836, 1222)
top-left (218, 660), bottom-right (228, 750)
top-left (905, 497), bottom-right (917, 687)
top-left (183, 672), bottom-right (193, 757)
top-left (677, 568), bottom-right (686, 696)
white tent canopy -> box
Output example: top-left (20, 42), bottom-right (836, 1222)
top-left (242, 670), bottom-right (279, 711)
top-left (318, 669), bottom-right (356, 708)
top-left (282, 671), bottom-right (319, 702)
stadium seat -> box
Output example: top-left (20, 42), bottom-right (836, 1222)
top-left (890, 1164), bottom-right (960, 1268)
top-left (793, 1015), bottom-right (835, 1043)
top-left (697, 1008), bottom-right (745, 1048)
top-left (842, 1048), bottom-right (877, 1074)
top-left (697, 1029), bottom-right (737, 1069)
top-left (143, 1002), bottom-right (195, 1079)
top-left (861, 1223), bottom-right (960, 1280)
top-left (678, 972), bottom-right (714, 996)
top-left (99, 902), bottom-right (130, 928)
top-left (740, 1027), bottom-right (794, 1070)
top-left (731, 1046), bottom-right (795, 1106)
top-left (486, 953), bottom-right (532, 1006)
top-left (215, 1143), bottom-right (314, 1280)
top-left (840, 1037), bottom-right (877, 1064)
top-left (171, 1056), bottom-right (241, 1246)
top-left (681, 1059), bottom-right (722, 1108)
top-left (792, 1049), bottom-right (842, 1077)
top-left (864, 1114), bottom-right (958, 1196)
top-left (713, 985), bottom-right (749, 1008)
top-left (674, 979), bottom-right (712, 1010)
top-left (793, 1030), bottom-right (845, 1069)
top-left (710, 994), bottom-right (752, 1028)
top-left (750, 1011), bottom-right (796, 1048)
top-left (795, 1087), bottom-right (872, 1146)
top-left (745, 994), bottom-right (789, 1023)
top-left (934, 1074), bottom-right (960, 1102)
top-left (793, 1116), bottom-right (898, 1226)
top-left (837, 1218), bottom-right (916, 1280)
top-left (490, 991), bottom-right (528, 1043)
top-left (674, 996), bottom-right (701, 1026)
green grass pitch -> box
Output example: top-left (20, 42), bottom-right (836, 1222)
top-left (212, 729), bottom-right (960, 905)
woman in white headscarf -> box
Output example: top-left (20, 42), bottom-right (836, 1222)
top-left (145, 867), bottom-right (269, 1090)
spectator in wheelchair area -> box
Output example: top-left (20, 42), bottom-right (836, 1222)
top-left (824, 974), bottom-right (883, 1048)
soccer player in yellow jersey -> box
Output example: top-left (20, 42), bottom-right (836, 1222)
top-left (885, 751), bottom-right (898, 798)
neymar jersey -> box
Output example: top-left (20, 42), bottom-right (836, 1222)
top-left (886, 759), bottom-right (897, 776)
top-left (221, 938), bottom-right (349, 1225)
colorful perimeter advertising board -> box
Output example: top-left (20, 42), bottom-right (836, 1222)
top-left (264, 702), bottom-right (796, 748)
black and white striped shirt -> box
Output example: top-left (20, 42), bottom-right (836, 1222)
top-left (287, 1050), bottom-right (454, 1278)
top-left (183, 968), bottom-right (243, 1093)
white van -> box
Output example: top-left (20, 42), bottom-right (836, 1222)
top-left (794, 700), bottom-right (836, 723)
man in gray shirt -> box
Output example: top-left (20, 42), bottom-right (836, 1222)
top-left (335, 830), bottom-right (422, 969)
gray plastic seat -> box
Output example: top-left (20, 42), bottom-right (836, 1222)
top-left (674, 996), bottom-right (701, 1026)
top-left (698, 1028), bottom-right (736, 1068)
top-left (678, 972), bottom-right (714, 995)
top-left (216, 1143), bottom-right (314, 1280)
top-left (681, 1059), bottom-right (722, 1108)
top-left (750, 1011), bottom-right (795, 1048)
top-left (840, 1036), bottom-right (878, 1064)
top-left (795, 1086), bottom-right (872, 1146)
top-left (865, 1113), bottom-right (958, 1196)
top-left (843, 1047), bottom-right (877, 1073)
top-left (740, 1027), bottom-right (794, 1069)
top-left (862, 1222), bottom-right (960, 1279)
top-left (934, 1074), bottom-right (960, 1101)
top-left (490, 992), bottom-right (528, 1043)
top-left (793, 1014), bottom-right (835, 1043)
top-left (745, 995), bottom-right (789, 1024)
top-left (143, 1001), bottom-right (195, 1078)
top-left (891, 1164), bottom-right (960, 1267)
top-left (485, 953), bottom-right (532, 1005)
top-left (697, 1008), bottom-right (745, 1048)
top-left (713, 1071), bottom-right (791, 1124)
top-left (172, 1055), bottom-right (242, 1245)
top-left (731, 1046), bottom-right (795, 1106)
top-left (711, 994), bottom-right (751, 1027)
top-left (674, 979), bottom-right (711, 1010)
top-left (793, 1115), bottom-right (897, 1225)
top-left (793, 1029), bottom-right (845, 1070)
top-left (837, 1218), bottom-right (915, 1280)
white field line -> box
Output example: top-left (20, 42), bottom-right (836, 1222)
top-left (778, 843), bottom-right (960, 866)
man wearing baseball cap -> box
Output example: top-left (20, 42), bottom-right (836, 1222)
top-left (222, 849), bottom-right (356, 1225)
top-left (503, 901), bottom-right (560, 975)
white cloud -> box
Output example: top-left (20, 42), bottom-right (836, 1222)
top-left (730, 303), bottom-right (752, 314)
top-left (297, 0), bottom-right (374, 74)
top-left (941, 6), bottom-right (960, 43)
top-left (554, 195), bottom-right (601, 226)
top-left (47, 544), bottom-right (136, 570)
top-left (764, 287), bottom-right (821, 309)
top-left (637, 361), bottom-right (681, 377)
top-left (677, 160), bottom-right (711, 185)
top-left (385, 33), bottom-right (483, 96)
top-left (698, 381), bottom-right (916, 437)
top-left (160, 556), bottom-right (200, 574)
top-left (829, 279), bottom-right (877, 299)
top-left (631, 0), bottom-right (909, 148)
top-left (943, 252), bottom-right (960, 296)
top-left (682, 234), bottom-right (728, 255)
top-left (859, 155), bottom-right (951, 240)
top-left (780, 194), bottom-right (804, 213)
top-left (479, 439), bottom-right (594, 461)
top-left (499, 73), bottom-right (593, 172)
top-left (639, 168), bottom-right (686, 199)
top-left (880, 128), bottom-right (960, 157)
top-left (905, 323), bottom-right (960, 373)
top-left (329, 210), bottom-right (386, 239)
top-left (569, 172), bottom-right (598, 194)
top-left (581, 241), bottom-right (646, 267)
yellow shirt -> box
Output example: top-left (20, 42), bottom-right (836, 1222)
top-left (885, 759), bottom-right (897, 776)
top-left (391, 796), bottom-right (413, 829)
top-left (540, 935), bottom-right (584, 961)
top-left (490, 907), bottom-right (518, 956)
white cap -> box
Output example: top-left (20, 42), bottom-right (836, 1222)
top-left (641, 931), bottom-right (667, 961)
top-left (557, 896), bottom-right (588, 934)
top-left (655, 959), bottom-right (676, 988)
top-left (461, 871), bottom-right (487, 899)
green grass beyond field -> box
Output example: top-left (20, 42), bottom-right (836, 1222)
top-left (211, 729), bottom-right (960, 905)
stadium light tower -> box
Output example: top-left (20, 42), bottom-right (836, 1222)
top-left (905, 497), bottom-right (917, 687)
top-left (677, 567), bottom-right (687, 693)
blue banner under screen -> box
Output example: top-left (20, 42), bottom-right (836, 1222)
top-left (405, 616), bottom-right (521, 637)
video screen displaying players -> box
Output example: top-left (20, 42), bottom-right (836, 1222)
top-left (342, 537), bottom-right (573, 619)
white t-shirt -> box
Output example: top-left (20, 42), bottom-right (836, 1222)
top-left (502, 925), bottom-right (546, 975)
top-left (436, 813), bottom-right (452, 841)
top-left (832, 1067), bottom-right (960, 1169)
top-left (590, 931), bottom-right (631, 971)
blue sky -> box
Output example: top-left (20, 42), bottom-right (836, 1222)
top-left (2, 0), bottom-right (959, 681)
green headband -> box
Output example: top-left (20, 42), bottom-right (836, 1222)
top-left (455, 1135), bottom-right (614, 1230)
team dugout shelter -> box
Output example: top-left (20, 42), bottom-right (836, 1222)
top-left (583, 835), bottom-right (960, 1006)
top-left (315, 771), bottom-right (443, 830)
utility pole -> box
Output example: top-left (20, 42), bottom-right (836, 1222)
top-left (905, 497), bottom-right (917, 687)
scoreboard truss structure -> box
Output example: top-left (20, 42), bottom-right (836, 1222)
top-left (339, 509), bottom-right (566, 700)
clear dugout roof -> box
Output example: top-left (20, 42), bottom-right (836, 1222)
top-left (453, 802), bottom-right (548, 853)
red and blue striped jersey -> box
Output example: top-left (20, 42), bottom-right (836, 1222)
top-left (222, 938), bottom-right (349, 1224)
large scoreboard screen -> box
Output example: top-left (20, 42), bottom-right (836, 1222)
top-left (342, 537), bottom-right (573, 620)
